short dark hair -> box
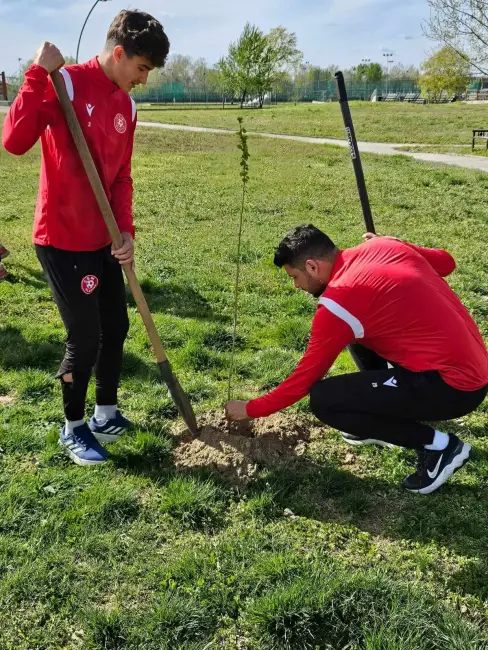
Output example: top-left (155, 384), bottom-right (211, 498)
top-left (274, 224), bottom-right (337, 269)
top-left (106, 10), bottom-right (170, 68)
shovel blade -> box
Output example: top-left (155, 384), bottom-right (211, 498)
top-left (158, 360), bottom-right (199, 436)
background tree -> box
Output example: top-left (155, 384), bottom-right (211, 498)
top-left (218, 23), bottom-right (302, 108)
top-left (292, 61), bottom-right (313, 87)
top-left (419, 46), bottom-right (470, 100)
top-left (158, 54), bottom-right (193, 84)
top-left (218, 23), bottom-right (265, 107)
top-left (352, 62), bottom-right (383, 82)
top-left (253, 26), bottom-right (302, 106)
top-left (389, 63), bottom-right (420, 81)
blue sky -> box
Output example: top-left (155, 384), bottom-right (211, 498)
top-left (0, 0), bottom-right (434, 76)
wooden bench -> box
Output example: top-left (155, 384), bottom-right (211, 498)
top-left (472, 129), bottom-right (488, 150)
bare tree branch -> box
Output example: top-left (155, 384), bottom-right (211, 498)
top-left (425, 0), bottom-right (488, 72)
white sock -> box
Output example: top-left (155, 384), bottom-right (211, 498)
top-left (94, 404), bottom-right (117, 424)
top-left (425, 430), bottom-right (449, 451)
top-left (65, 419), bottom-right (85, 435)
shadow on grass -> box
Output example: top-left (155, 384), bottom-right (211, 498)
top-left (111, 417), bottom-right (488, 603)
top-left (121, 352), bottom-right (159, 381)
top-left (128, 278), bottom-right (226, 322)
top-left (2, 264), bottom-right (47, 290)
top-left (0, 328), bottom-right (168, 380)
top-left (0, 326), bottom-right (61, 370)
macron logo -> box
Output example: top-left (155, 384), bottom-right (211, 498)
top-left (383, 377), bottom-right (398, 388)
top-left (86, 103), bottom-right (95, 117)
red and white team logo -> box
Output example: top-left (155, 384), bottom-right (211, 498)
top-left (114, 113), bottom-right (127, 134)
top-left (81, 275), bottom-right (99, 295)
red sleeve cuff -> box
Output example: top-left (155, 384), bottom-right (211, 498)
top-left (116, 221), bottom-right (135, 239)
top-left (25, 64), bottom-right (49, 83)
top-left (246, 399), bottom-right (266, 419)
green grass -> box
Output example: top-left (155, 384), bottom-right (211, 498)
top-left (1, 115), bottom-right (488, 648)
top-left (138, 100), bottom-right (488, 145)
top-left (398, 144), bottom-right (488, 157)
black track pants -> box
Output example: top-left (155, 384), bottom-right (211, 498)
top-left (309, 365), bottom-right (487, 449)
top-left (36, 245), bottom-right (129, 421)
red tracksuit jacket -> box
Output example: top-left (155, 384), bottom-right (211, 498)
top-left (247, 237), bottom-right (488, 418)
top-left (2, 57), bottom-right (136, 251)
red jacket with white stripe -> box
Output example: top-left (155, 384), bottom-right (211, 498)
top-left (2, 58), bottom-right (136, 251)
top-left (246, 237), bottom-right (488, 418)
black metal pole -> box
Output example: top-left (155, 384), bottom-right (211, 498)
top-left (335, 71), bottom-right (376, 234)
top-left (76, 0), bottom-right (100, 64)
top-left (334, 71), bottom-right (388, 373)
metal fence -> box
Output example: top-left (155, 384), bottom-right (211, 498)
top-left (132, 82), bottom-right (235, 105)
top-left (309, 79), bottom-right (420, 101)
top-left (131, 79), bottom-right (421, 105)
top-left (2, 75), bottom-right (423, 105)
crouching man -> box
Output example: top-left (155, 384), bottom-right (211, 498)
top-left (225, 225), bottom-right (488, 494)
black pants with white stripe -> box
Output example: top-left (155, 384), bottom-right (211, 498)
top-left (309, 362), bottom-right (487, 449)
top-left (36, 245), bottom-right (129, 421)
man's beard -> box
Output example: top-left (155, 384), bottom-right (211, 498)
top-left (304, 271), bottom-right (326, 298)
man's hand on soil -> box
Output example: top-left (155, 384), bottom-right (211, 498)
top-left (225, 400), bottom-right (251, 422)
top-left (362, 232), bottom-right (401, 242)
top-left (362, 232), bottom-right (378, 241)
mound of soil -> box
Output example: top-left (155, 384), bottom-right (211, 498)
top-left (172, 412), bottom-right (317, 486)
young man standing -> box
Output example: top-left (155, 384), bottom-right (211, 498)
top-left (225, 225), bottom-right (488, 494)
top-left (2, 11), bottom-right (170, 466)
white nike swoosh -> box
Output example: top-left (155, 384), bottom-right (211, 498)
top-left (427, 454), bottom-right (443, 479)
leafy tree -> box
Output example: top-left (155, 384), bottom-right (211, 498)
top-left (218, 23), bottom-right (302, 108)
top-left (352, 62), bottom-right (383, 82)
top-left (419, 46), bottom-right (470, 100)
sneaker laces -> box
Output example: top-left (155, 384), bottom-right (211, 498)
top-left (71, 428), bottom-right (89, 451)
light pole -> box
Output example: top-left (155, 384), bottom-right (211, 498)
top-left (383, 52), bottom-right (394, 95)
top-left (170, 67), bottom-right (175, 103)
top-left (76, 0), bottom-right (111, 64)
top-left (162, 68), bottom-right (171, 104)
top-left (361, 59), bottom-right (371, 99)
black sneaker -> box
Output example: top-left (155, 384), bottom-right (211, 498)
top-left (403, 434), bottom-right (471, 495)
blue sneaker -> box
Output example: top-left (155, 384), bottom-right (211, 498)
top-left (89, 411), bottom-right (132, 443)
top-left (59, 423), bottom-right (109, 466)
